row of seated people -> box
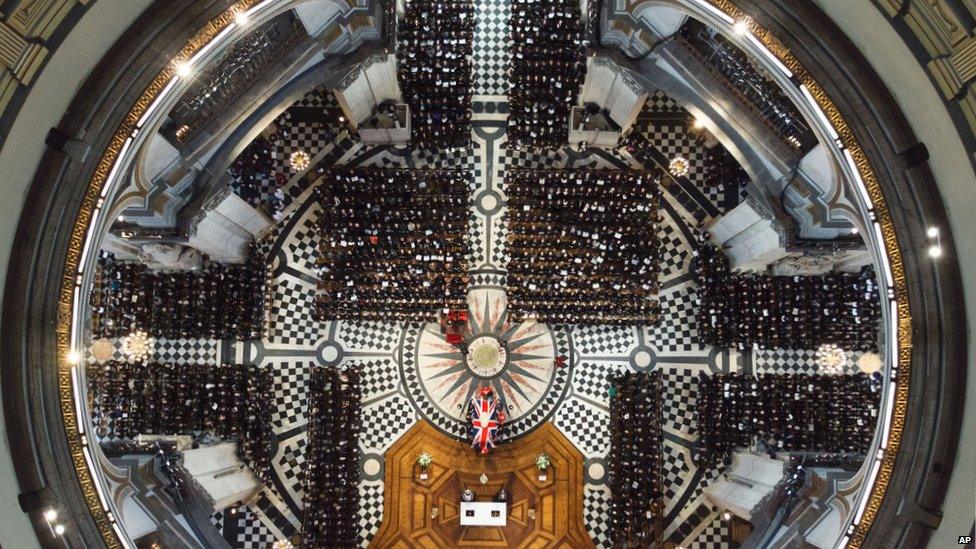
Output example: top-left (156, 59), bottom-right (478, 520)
top-left (694, 236), bottom-right (881, 351)
top-left (608, 371), bottom-right (664, 545)
top-left (303, 366), bottom-right (362, 548)
top-left (398, 0), bottom-right (473, 148)
top-left (315, 168), bottom-right (470, 322)
top-left (86, 361), bottom-right (274, 482)
top-left (695, 372), bottom-right (883, 467)
top-left (90, 249), bottom-right (267, 340)
top-left (677, 19), bottom-right (813, 150)
top-left (506, 169), bottom-right (662, 325)
top-left (508, 0), bottom-right (587, 148)
top-left (229, 135), bottom-right (280, 211)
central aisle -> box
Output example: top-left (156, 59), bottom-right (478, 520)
top-left (371, 421), bottom-right (593, 548)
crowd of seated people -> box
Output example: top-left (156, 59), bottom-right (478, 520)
top-left (227, 86), bottom-right (350, 215)
top-left (398, 0), bottom-right (473, 148)
top-left (303, 367), bottom-right (361, 548)
top-left (229, 135), bottom-right (280, 211)
top-left (701, 143), bottom-right (750, 209)
top-left (315, 168), bottom-right (470, 322)
top-left (506, 169), bottom-right (661, 325)
top-left (90, 250), bottom-right (267, 340)
top-left (86, 361), bottom-right (274, 482)
top-left (508, 0), bottom-right (586, 148)
top-left (608, 372), bottom-right (663, 546)
top-left (694, 237), bottom-right (881, 351)
top-left (676, 19), bottom-right (814, 151)
top-left (695, 372), bottom-right (882, 467)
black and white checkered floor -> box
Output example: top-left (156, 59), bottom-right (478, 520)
top-left (204, 91), bottom-right (841, 548)
top-left (92, 3), bottom-right (852, 546)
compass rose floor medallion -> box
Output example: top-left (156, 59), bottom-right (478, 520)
top-left (401, 294), bottom-right (572, 441)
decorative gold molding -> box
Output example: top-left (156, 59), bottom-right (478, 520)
top-left (54, 0), bottom-right (911, 547)
top-left (687, 2), bottom-right (913, 546)
top-left (55, 2), bottom-right (260, 545)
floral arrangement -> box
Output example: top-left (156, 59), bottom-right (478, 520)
top-left (417, 452), bottom-right (433, 471)
top-left (536, 453), bottom-right (551, 471)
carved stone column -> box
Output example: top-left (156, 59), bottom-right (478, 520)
top-left (186, 186), bottom-right (272, 263)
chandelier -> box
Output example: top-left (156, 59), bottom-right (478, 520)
top-left (668, 155), bottom-right (690, 178)
top-left (120, 330), bottom-right (155, 363)
top-left (815, 343), bottom-right (847, 375)
top-left (272, 540), bottom-right (294, 549)
top-left (289, 150), bottom-right (311, 172)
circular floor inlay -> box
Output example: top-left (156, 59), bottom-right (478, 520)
top-left (363, 457), bottom-right (381, 476)
top-left (588, 462), bottom-right (605, 482)
top-left (480, 193), bottom-right (498, 211)
top-left (629, 346), bottom-right (656, 371)
top-left (473, 189), bottom-right (503, 216)
top-left (466, 335), bottom-right (507, 377)
top-left (317, 340), bottom-right (345, 367)
top-left (403, 292), bottom-right (572, 440)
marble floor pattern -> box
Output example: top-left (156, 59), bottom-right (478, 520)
top-left (91, 1), bottom-right (852, 546)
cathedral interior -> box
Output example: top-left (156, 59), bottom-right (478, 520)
top-left (0, 0), bottom-right (974, 548)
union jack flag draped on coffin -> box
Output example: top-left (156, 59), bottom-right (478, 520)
top-left (469, 389), bottom-right (504, 455)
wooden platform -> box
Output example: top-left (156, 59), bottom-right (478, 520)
top-left (370, 422), bottom-right (593, 548)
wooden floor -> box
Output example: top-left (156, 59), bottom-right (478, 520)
top-left (371, 422), bottom-right (593, 548)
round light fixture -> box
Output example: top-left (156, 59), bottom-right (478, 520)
top-left (289, 150), bottom-right (311, 172)
top-left (815, 343), bottom-right (847, 375)
top-left (928, 245), bottom-right (943, 258)
top-left (121, 330), bottom-right (155, 363)
top-left (668, 155), bottom-right (690, 178)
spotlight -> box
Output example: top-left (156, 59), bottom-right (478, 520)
top-left (43, 509), bottom-right (58, 522)
top-left (66, 350), bottom-right (81, 365)
top-left (117, 215), bottom-right (125, 223)
top-left (850, 227), bottom-right (859, 235)
top-left (928, 245), bottom-right (943, 258)
top-left (734, 17), bottom-right (751, 35)
top-left (234, 11), bottom-right (249, 25)
top-left (926, 226), bottom-right (939, 238)
top-left (338, 115), bottom-right (346, 123)
top-left (175, 62), bottom-right (193, 78)
top-left (722, 511), bottom-right (732, 521)
top-left (54, 524), bottom-right (65, 536)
